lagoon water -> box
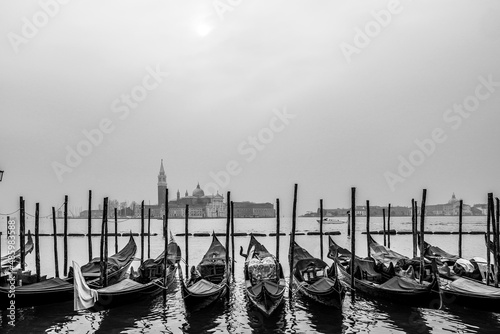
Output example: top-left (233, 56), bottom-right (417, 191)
top-left (1, 216), bottom-right (500, 333)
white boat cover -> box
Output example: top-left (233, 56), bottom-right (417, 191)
top-left (454, 259), bottom-right (474, 273)
top-left (73, 261), bottom-right (98, 311)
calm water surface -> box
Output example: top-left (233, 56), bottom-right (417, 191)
top-left (1, 216), bottom-right (500, 333)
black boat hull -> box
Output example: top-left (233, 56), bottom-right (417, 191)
top-left (337, 263), bottom-right (441, 308)
top-left (245, 281), bottom-right (285, 316)
top-left (293, 276), bottom-right (344, 309)
top-left (180, 279), bottom-right (227, 311)
top-left (91, 279), bottom-right (165, 311)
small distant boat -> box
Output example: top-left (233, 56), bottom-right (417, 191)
top-left (241, 234), bottom-right (286, 316)
top-left (291, 241), bottom-right (345, 308)
top-left (180, 234), bottom-right (229, 311)
top-left (317, 218), bottom-right (345, 224)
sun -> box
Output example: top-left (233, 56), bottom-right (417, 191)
top-left (195, 23), bottom-right (213, 37)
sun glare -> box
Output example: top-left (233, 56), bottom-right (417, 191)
top-left (195, 23), bottom-right (213, 37)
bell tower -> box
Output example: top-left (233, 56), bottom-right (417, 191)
top-left (158, 159), bottom-right (167, 208)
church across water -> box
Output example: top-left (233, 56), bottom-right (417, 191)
top-left (144, 160), bottom-right (274, 218)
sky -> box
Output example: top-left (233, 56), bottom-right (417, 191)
top-left (1, 0), bottom-right (500, 217)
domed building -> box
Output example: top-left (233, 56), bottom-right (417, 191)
top-left (168, 183), bottom-right (227, 218)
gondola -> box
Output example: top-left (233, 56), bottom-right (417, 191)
top-left (328, 237), bottom-right (440, 307)
top-left (290, 241), bottom-right (345, 308)
top-left (418, 236), bottom-right (484, 281)
top-left (0, 235), bottom-right (137, 310)
top-left (74, 234), bottom-right (181, 311)
top-left (240, 234), bottom-right (286, 316)
top-left (419, 237), bottom-right (500, 311)
top-left (1, 231), bottom-right (34, 275)
top-left (179, 234), bottom-right (229, 311)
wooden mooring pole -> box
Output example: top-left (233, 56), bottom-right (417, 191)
top-left (114, 208), bottom-right (118, 254)
top-left (382, 208), bottom-right (386, 247)
top-left (289, 184), bottom-right (298, 295)
top-left (148, 208), bottom-right (151, 259)
top-left (88, 190), bottom-right (92, 262)
top-left (458, 200), bottom-right (463, 258)
top-left (486, 194), bottom-right (491, 286)
top-left (225, 192), bottom-right (231, 281)
top-left (35, 203), bottom-right (40, 283)
top-left (320, 199), bottom-right (324, 260)
top-left (276, 198), bottom-right (280, 263)
top-left (63, 195), bottom-right (68, 276)
top-left (419, 190), bottom-right (427, 284)
top-left (141, 201), bottom-right (145, 264)
top-left (20, 196), bottom-right (25, 271)
top-left (412, 199), bottom-right (417, 258)
top-left (164, 189), bottom-right (169, 288)
top-left (52, 207), bottom-right (59, 278)
top-left (366, 200), bottom-right (370, 259)
top-left (231, 200), bottom-right (235, 276)
top-left (351, 187), bottom-right (356, 300)
top-left (387, 204), bottom-right (391, 249)
top-left (185, 204), bottom-right (189, 280)
top-left (100, 197), bottom-right (108, 287)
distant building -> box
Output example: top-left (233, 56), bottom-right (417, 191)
top-left (427, 193), bottom-right (472, 216)
top-left (233, 202), bottom-right (275, 218)
top-left (79, 210), bottom-right (104, 218)
top-left (168, 185), bottom-right (226, 218)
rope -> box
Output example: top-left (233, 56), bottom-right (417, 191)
top-left (0, 208), bottom-right (20, 216)
top-left (23, 201), bottom-right (66, 219)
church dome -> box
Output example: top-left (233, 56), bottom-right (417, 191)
top-left (193, 183), bottom-right (205, 197)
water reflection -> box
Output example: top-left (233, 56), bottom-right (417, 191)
top-left (245, 298), bottom-right (287, 334)
top-left (182, 298), bottom-right (225, 333)
top-left (435, 305), bottom-right (500, 334)
top-left (295, 296), bottom-right (344, 334)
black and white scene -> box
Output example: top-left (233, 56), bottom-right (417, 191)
top-left (1, 0), bottom-right (500, 333)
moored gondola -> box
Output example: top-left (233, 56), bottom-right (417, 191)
top-left (1, 231), bottom-right (34, 276)
top-left (180, 234), bottom-right (229, 311)
top-left (290, 241), bottom-right (345, 308)
top-left (74, 234), bottom-right (181, 311)
top-left (0, 235), bottom-right (137, 310)
top-left (417, 237), bottom-right (500, 311)
top-left (329, 236), bottom-right (441, 308)
top-left (241, 234), bottom-right (285, 316)
top-left (417, 236), bottom-right (484, 281)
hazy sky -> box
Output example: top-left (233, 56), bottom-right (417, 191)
top-left (1, 0), bottom-right (500, 217)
